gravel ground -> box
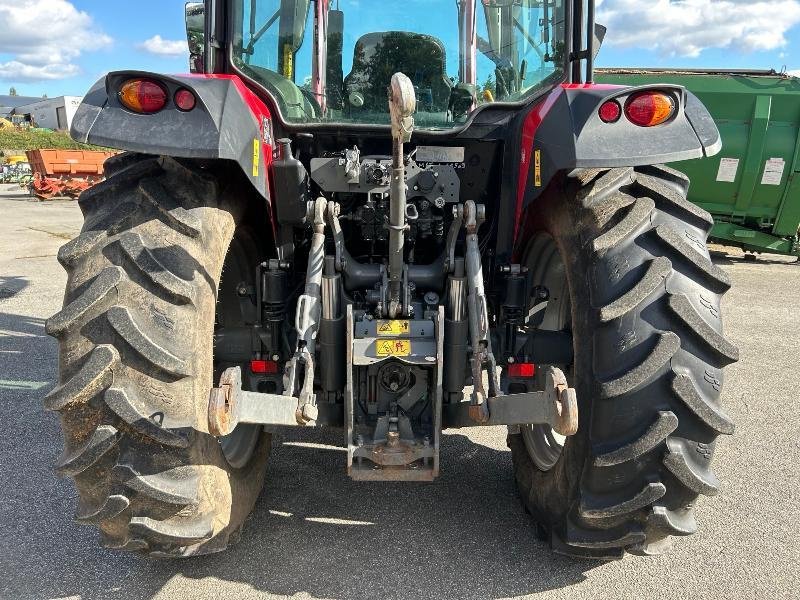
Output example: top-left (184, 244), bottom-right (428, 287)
top-left (0, 183), bottom-right (798, 600)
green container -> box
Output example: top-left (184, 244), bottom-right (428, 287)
top-left (596, 68), bottom-right (800, 256)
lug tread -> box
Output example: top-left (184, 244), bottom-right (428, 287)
top-left (118, 232), bottom-right (196, 305)
top-left (104, 387), bottom-right (190, 448)
top-left (564, 518), bottom-right (646, 550)
top-left (57, 231), bottom-right (106, 269)
top-left (107, 306), bottom-right (189, 377)
top-left (593, 197), bottom-right (655, 253)
top-left (600, 332), bottom-right (680, 398)
top-left (78, 157), bottom-right (162, 213)
top-left (112, 464), bottom-right (199, 505)
top-left (129, 514), bottom-right (213, 546)
top-left (46, 267), bottom-right (124, 337)
top-left (649, 505), bottom-right (697, 536)
top-left (579, 167), bottom-right (635, 206)
top-left (667, 293), bottom-right (739, 365)
top-left (654, 224), bottom-right (731, 291)
top-left (598, 257), bottom-right (672, 322)
top-left (671, 372), bottom-right (735, 435)
top-left (580, 482), bottom-right (667, 519)
top-left (594, 411), bottom-right (678, 467)
top-left (56, 424), bottom-right (119, 476)
top-left (663, 438), bottom-right (720, 496)
top-left (636, 170), bottom-right (713, 228)
top-left (511, 167), bottom-right (736, 559)
top-left (44, 345), bottom-right (119, 411)
top-left (100, 533), bottom-right (149, 552)
top-left (75, 494), bottom-right (130, 523)
top-left (138, 179), bottom-right (202, 238)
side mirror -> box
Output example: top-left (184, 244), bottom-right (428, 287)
top-left (185, 2), bottom-right (205, 73)
top-left (593, 23), bottom-right (607, 60)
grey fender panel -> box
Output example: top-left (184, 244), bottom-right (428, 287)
top-left (525, 84), bottom-right (721, 208)
top-left (70, 71), bottom-right (273, 202)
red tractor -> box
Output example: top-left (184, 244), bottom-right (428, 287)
top-left (48, 0), bottom-right (737, 559)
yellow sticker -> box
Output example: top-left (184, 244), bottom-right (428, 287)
top-left (376, 339), bottom-right (411, 357)
top-left (534, 149), bottom-right (542, 187)
top-left (283, 44), bottom-right (294, 78)
top-left (252, 139), bottom-right (260, 178)
top-left (376, 320), bottom-right (411, 336)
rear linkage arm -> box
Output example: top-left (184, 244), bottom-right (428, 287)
top-left (284, 197), bottom-right (328, 425)
top-left (463, 200), bottom-right (501, 423)
top-left (460, 200), bottom-right (577, 435)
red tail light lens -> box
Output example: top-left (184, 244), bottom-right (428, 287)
top-left (250, 359), bottom-right (279, 374)
top-left (598, 100), bottom-right (621, 123)
top-left (119, 79), bottom-right (167, 114)
top-left (174, 88), bottom-right (196, 112)
top-left (624, 91), bottom-right (675, 127)
top-left (508, 362), bottom-right (536, 378)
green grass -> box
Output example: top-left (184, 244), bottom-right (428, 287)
top-left (0, 129), bottom-right (107, 155)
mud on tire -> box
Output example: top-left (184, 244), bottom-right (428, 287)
top-left (509, 165), bottom-right (738, 559)
top-left (46, 154), bottom-right (270, 557)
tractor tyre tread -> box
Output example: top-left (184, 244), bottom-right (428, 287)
top-left (46, 153), bottom-right (269, 557)
top-left (509, 165), bottom-right (737, 559)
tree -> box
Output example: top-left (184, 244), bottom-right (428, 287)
top-left (42, 94), bottom-right (48, 99)
top-left (9, 87), bottom-right (18, 96)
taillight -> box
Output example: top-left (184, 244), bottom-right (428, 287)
top-left (174, 88), bottom-right (196, 112)
top-left (598, 100), bottom-right (621, 123)
top-left (624, 91), bottom-right (675, 127)
top-left (250, 359), bottom-right (279, 374)
top-left (508, 362), bottom-right (536, 378)
top-left (118, 79), bottom-right (168, 114)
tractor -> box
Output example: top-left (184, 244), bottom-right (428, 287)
top-left (48, 0), bottom-right (738, 560)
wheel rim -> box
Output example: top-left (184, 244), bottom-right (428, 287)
top-left (216, 231), bottom-right (262, 469)
top-left (520, 233), bottom-right (572, 471)
top-left (220, 424), bottom-right (260, 469)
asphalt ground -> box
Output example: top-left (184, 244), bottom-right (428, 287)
top-left (0, 183), bottom-right (798, 600)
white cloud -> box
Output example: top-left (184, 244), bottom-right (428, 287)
top-left (0, 0), bottom-right (111, 82)
top-left (138, 35), bottom-right (188, 57)
top-left (789, 69), bottom-right (800, 76)
top-left (597, 0), bottom-right (800, 57)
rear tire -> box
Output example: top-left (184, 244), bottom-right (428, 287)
top-left (46, 154), bottom-right (270, 557)
top-left (509, 165), bottom-right (738, 559)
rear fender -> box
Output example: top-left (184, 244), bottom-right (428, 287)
top-left (513, 83), bottom-right (720, 241)
top-left (70, 71), bottom-right (275, 203)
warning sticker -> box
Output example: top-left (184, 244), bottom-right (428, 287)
top-left (376, 320), bottom-right (411, 336)
top-left (716, 158), bottom-right (739, 183)
top-left (376, 339), bottom-right (411, 357)
top-left (252, 139), bottom-right (260, 178)
top-left (761, 158), bottom-right (785, 186)
top-left (283, 44), bottom-right (294, 78)
top-left (534, 149), bottom-right (542, 187)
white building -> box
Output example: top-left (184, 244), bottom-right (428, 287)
top-left (13, 96), bottom-right (83, 130)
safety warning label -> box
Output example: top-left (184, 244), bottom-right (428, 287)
top-left (376, 320), bottom-right (410, 336)
top-left (761, 158), bottom-right (785, 186)
top-left (716, 158), bottom-right (739, 183)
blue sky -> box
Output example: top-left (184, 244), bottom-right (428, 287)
top-left (2, 0), bottom-right (800, 98)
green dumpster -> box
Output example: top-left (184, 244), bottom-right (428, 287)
top-left (597, 68), bottom-right (800, 256)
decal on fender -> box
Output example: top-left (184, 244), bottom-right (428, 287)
top-left (534, 149), bottom-right (542, 187)
top-left (252, 139), bottom-right (260, 178)
top-left (261, 116), bottom-right (273, 147)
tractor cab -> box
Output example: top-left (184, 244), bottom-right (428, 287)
top-left (190, 0), bottom-right (568, 128)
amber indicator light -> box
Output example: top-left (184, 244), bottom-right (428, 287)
top-left (118, 79), bottom-right (168, 114)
